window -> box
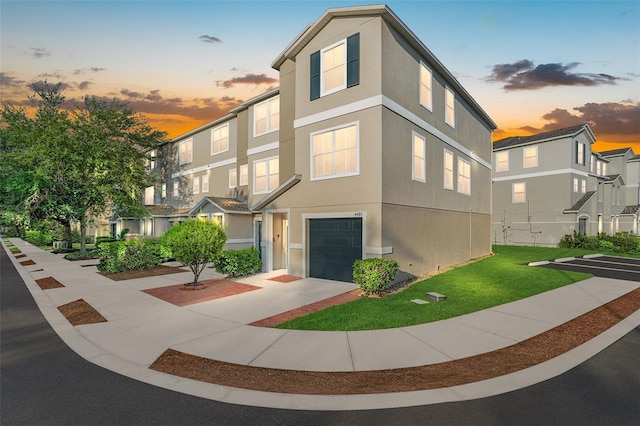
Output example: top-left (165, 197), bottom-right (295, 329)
top-left (573, 177), bottom-right (579, 192)
top-left (148, 149), bottom-right (156, 171)
top-left (581, 179), bottom-right (586, 194)
top-left (201, 174), bottom-right (209, 193)
top-left (254, 96), bottom-right (279, 136)
top-left (457, 158), bottom-right (470, 195)
top-left (254, 157), bottom-right (279, 194)
top-left (211, 214), bottom-right (224, 227)
top-left (419, 62), bottom-right (432, 111)
top-left (173, 181), bottom-right (179, 197)
top-left (178, 139), bottom-right (192, 164)
top-left (445, 87), bottom-right (455, 128)
top-left (144, 186), bottom-right (154, 205)
top-left (523, 145), bottom-right (538, 168)
top-left (602, 162), bottom-right (607, 175)
top-left (161, 183), bottom-right (167, 199)
top-left (229, 168), bottom-right (237, 189)
top-left (311, 123), bottom-right (358, 180)
top-left (211, 124), bottom-right (229, 155)
top-left (495, 151), bottom-right (509, 172)
top-left (512, 182), bottom-right (526, 203)
top-left (444, 149), bottom-right (454, 190)
top-left (192, 176), bottom-right (200, 194)
top-left (310, 33), bottom-right (359, 99)
top-left (412, 133), bottom-right (426, 182)
top-left (576, 142), bottom-right (585, 166)
top-left (590, 155), bottom-right (595, 173)
top-left (596, 161), bottom-right (602, 175)
top-left (239, 164), bottom-right (248, 186)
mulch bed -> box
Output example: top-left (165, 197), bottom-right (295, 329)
top-left (14, 253), bottom-right (26, 259)
top-left (99, 265), bottom-right (187, 281)
top-left (58, 299), bottom-right (107, 326)
top-left (143, 279), bottom-right (261, 307)
top-left (35, 276), bottom-right (65, 290)
top-left (268, 275), bottom-right (303, 283)
top-left (20, 260), bottom-right (36, 266)
top-left (150, 288), bottom-right (640, 395)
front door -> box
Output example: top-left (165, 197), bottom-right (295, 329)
top-left (271, 213), bottom-right (288, 270)
top-left (578, 217), bottom-right (587, 235)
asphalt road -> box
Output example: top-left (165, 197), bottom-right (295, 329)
top-left (2, 245), bottom-right (639, 425)
top-left (540, 255), bottom-right (640, 282)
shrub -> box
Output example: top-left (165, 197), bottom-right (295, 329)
top-left (97, 239), bottom-right (164, 273)
top-left (95, 237), bottom-right (117, 249)
top-left (353, 258), bottom-right (399, 295)
top-left (24, 230), bottom-right (54, 246)
top-left (161, 220), bottom-right (226, 285)
top-left (64, 251), bottom-right (99, 261)
top-left (598, 239), bottom-right (615, 252)
top-left (214, 247), bottom-right (262, 277)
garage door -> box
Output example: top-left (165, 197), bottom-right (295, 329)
top-left (309, 218), bottom-right (362, 282)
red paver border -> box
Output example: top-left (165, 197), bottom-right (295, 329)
top-left (249, 289), bottom-right (361, 327)
top-left (143, 279), bottom-right (261, 307)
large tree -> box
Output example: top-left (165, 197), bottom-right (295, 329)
top-left (0, 83), bottom-right (166, 250)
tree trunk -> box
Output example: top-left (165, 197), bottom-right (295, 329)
top-left (79, 219), bottom-right (87, 252)
top-left (64, 221), bottom-right (72, 249)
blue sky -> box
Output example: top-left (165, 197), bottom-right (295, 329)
top-left (1, 0), bottom-right (639, 150)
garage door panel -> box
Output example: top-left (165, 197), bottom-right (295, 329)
top-left (309, 218), bottom-right (362, 282)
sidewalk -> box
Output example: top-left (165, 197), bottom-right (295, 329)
top-left (3, 238), bottom-right (640, 411)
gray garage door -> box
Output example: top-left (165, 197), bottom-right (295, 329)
top-left (309, 218), bottom-right (362, 282)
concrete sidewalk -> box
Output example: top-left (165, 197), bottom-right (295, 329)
top-left (3, 237), bottom-right (640, 411)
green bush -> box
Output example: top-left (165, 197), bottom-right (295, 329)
top-left (558, 231), bottom-right (639, 254)
top-left (353, 258), bottom-right (399, 295)
top-left (64, 251), bottom-right (99, 261)
top-left (24, 230), bottom-right (54, 246)
top-left (95, 237), bottom-right (117, 249)
top-left (97, 239), bottom-right (164, 273)
top-left (214, 247), bottom-right (262, 277)
top-left (598, 239), bottom-right (615, 252)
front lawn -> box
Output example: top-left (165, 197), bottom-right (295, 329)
top-left (278, 245), bottom-right (596, 331)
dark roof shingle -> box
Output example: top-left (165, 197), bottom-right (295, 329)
top-left (598, 147), bottom-right (633, 157)
top-left (493, 124), bottom-right (588, 150)
top-left (621, 205), bottom-right (640, 215)
top-left (564, 191), bottom-right (596, 213)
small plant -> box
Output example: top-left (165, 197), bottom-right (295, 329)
top-left (161, 220), bottom-right (226, 286)
top-left (64, 251), bottom-right (99, 261)
top-left (24, 230), bottom-right (54, 246)
top-left (96, 239), bottom-right (164, 273)
top-left (214, 247), bottom-right (262, 277)
top-left (353, 258), bottom-right (399, 295)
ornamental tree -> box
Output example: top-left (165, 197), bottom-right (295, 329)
top-left (161, 220), bottom-right (227, 286)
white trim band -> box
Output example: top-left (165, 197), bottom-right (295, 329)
top-left (492, 168), bottom-right (591, 182)
top-left (172, 157), bottom-right (237, 178)
top-left (247, 142), bottom-right (280, 156)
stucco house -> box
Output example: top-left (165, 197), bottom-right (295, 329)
top-left (112, 4), bottom-right (497, 281)
top-left (492, 123), bottom-right (640, 246)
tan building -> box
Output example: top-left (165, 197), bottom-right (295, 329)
top-left (492, 124), bottom-right (640, 247)
top-left (127, 5), bottom-right (496, 281)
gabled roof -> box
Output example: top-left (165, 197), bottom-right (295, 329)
top-left (621, 205), bottom-right (640, 215)
top-left (271, 4), bottom-right (496, 130)
top-left (144, 205), bottom-right (176, 217)
top-left (189, 197), bottom-right (251, 215)
top-left (252, 174), bottom-right (302, 212)
top-left (598, 147), bottom-right (633, 157)
top-left (564, 191), bottom-right (596, 214)
top-left (603, 174), bottom-right (625, 185)
top-left (494, 124), bottom-right (592, 150)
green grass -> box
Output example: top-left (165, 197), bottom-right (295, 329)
top-left (277, 245), bottom-right (597, 331)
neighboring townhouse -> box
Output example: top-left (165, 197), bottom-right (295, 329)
top-left (492, 124), bottom-right (640, 247)
top-left (109, 4), bottom-right (497, 282)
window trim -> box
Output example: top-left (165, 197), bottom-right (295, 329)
top-left (457, 157), bottom-right (471, 195)
top-left (173, 181), bottom-right (179, 197)
top-left (310, 121), bottom-right (360, 181)
top-left (201, 174), bottom-right (209, 193)
top-left (445, 86), bottom-right (455, 128)
top-left (523, 145), bottom-right (538, 168)
top-left (512, 182), bottom-right (526, 203)
top-left (161, 183), bottom-right (167, 199)
top-left (192, 176), bottom-right (200, 194)
top-left (412, 132), bottom-right (426, 183)
top-left (239, 164), bottom-right (248, 186)
top-left (581, 179), bottom-right (586, 194)
top-left (210, 123), bottom-right (230, 156)
top-left (320, 38), bottom-right (347, 97)
top-left (419, 61), bottom-right (433, 112)
top-left (253, 155), bottom-right (279, 195)
top-left (444, 149), bottom-right (454, 190)
top-left (178, 139), bottom-right (193, 165)
top-left (229, 168), bottom-right (237, 189)
top-left (253, 96), bottom-right (280, 137)
top-left (573, 177), bottom-right (579, 193)
top-left (495, 151), bottom-right (509, 172)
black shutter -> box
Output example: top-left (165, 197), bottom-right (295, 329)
top-left (346, 33), bottom-right (360, 88)
top-left (575, 141), bottom-right (579, 164)
top-left (310, 50), bottom-right (320, 100)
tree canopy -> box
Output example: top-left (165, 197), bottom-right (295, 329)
top-left (0, 83), bottom-right (167, 250)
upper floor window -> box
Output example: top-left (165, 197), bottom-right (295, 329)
top-left (179, 139), bottom-right (192, 164)
top-left (444, 149), bottom-right (454, 190)
top-left (254, 96), bottom-right (279, 136)
top-left (576, 142), bottom-right (585, 166)
top-left (445, 87), bottom-right (455, 128)
top-left (596, 160), bottom-right (602, 175)
top-left (581, 179), bottom-right (586, 194)
top-left (211, 123), bottom-right (229, 155)
top-left (412, 132), bottom-right (426, 183)
top-left (457, 158), bottom-right (470, 195)
top-left (161, 183), bottom-right (167, 199)
top-left (192, 176), bottom-right (200, 194)
top-left (311, 123), bottom-right (358, 180)
top-left (523, 145), bottom-right (538, 168)
top-left (310, 33), bottom-right (359, 100)
top-left (148, 149), bottom-right (156, 171)
top-left (201, 174), bottom-right (209, 193)
top-left (144, 186), bottom-right (154, 205)
top-left (229, 168), bottom-right (237, 189)
top-left (419, 62), bottom-right (432, 111)
top-left (495, 151), bottom-right (509, 172)
top-left (254, 156), bottom-right (279, 194)
top-left (173, 181), bottom-right (179, 197)
top-left (512, 182), bottom-right (526, 203)
top-left (239, 164), bottom-right (248, 186)
top-left (590, 155), bottom-right (595, 173)
top-left (573, 177), bottom-right (579, 192)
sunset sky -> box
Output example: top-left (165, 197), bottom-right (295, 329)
top-left (2, 0), bottom-right (639, 152)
